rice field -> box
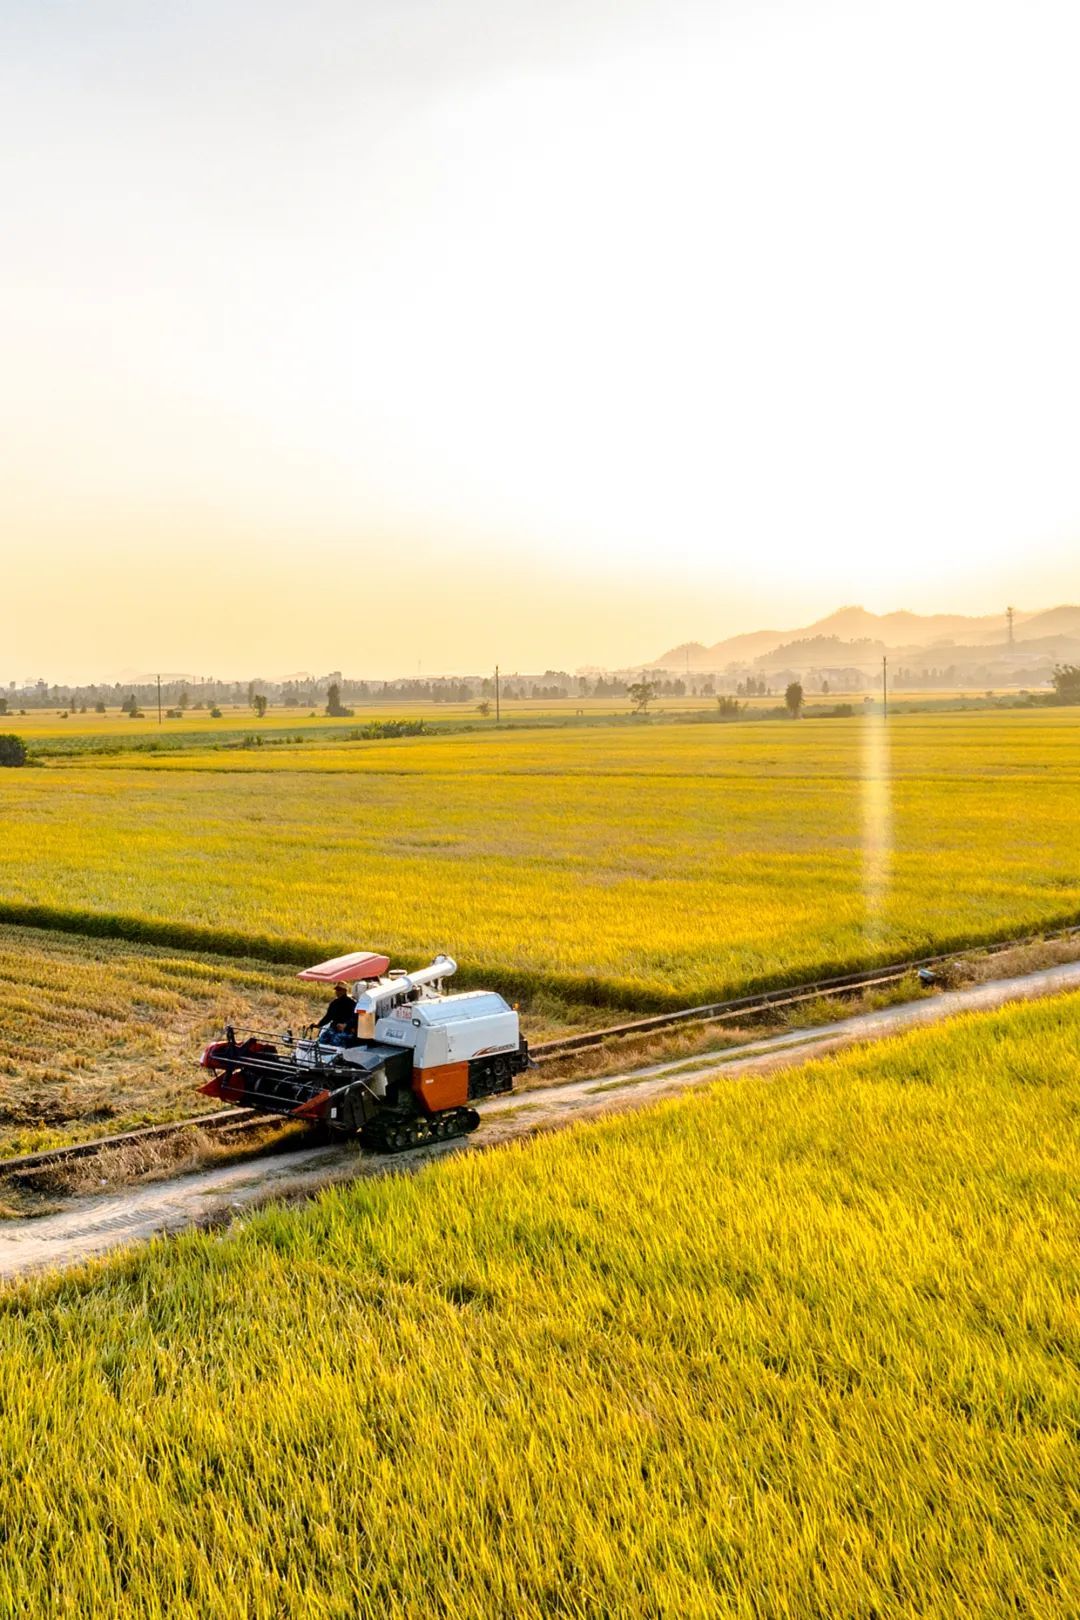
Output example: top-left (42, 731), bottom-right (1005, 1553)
top-left (1, 710), bottom-right (1078, 1013)
top-left (0, 989), bottom-right (1075, 1616)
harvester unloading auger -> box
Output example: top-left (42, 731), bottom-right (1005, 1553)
top-left (197, 951), bottom-right (530, 1153)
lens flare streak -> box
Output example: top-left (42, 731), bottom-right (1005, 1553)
top-left (861, 714), bottom-right (893, 943)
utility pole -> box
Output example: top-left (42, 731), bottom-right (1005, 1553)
top-left (1006, 606), bottom-right (1015, 646)
top-left (495, 664), bottom-right (500, 723)
top-left (156, 674), bottom-right (162, 725)
top-left (882, 655), bottom-right (888, 721)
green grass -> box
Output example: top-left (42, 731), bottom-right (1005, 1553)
top-left (1, 710), bottom-right (1079, 1013)
top-left (0, 991), bottom-right (1076, 1616)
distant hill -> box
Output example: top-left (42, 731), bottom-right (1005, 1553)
top-left (655, 630), bottom-right (786, 670)
top-left (1016, 605), bottom-right (1080, 640)
top-left (649, 605), bottom-right (1080, 670)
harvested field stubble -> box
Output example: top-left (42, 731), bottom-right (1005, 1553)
top-left (0, 992), bottom-right (1076, 1616)
top-left (0, 927), bottom-right (327, 1157)
top-left (1, 712), bottom-right (1079, 1011)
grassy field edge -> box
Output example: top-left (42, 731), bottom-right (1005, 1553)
top-left (3, 895), bottom-right (1080, 1016)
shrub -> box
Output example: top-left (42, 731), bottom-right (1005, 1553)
top-left (209, 707), bottom-right (223, 719)
top-left (0, 735), bottom-right (28, 767)
top-left (345, 719), bottom-right (428, 740)
top-left (1051, 664), bottom-right (1080, 704)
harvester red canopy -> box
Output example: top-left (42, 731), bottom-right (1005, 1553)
top-left (297, 951), bottom-right (391, 984)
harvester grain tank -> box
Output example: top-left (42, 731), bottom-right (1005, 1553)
top-left (197, 951), bottom-right (529, 1152)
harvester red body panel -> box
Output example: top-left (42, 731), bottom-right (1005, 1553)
top-left (296, 952), bottom-right (390, 984)
top-left (197, 952), bottom-right (528, 1153)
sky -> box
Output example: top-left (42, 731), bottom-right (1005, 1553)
top-left (2, 0), bottom-right (1079, 682)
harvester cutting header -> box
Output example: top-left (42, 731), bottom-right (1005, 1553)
top-left (198, 951), bottom-right (529, 1152)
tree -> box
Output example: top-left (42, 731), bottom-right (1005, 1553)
top-left (785, 681), bottom-right (804, 718)
top-left (0, 697), bottom-right (6, 716)
top-left (476, 700), bottom-right (491, 717)
top-left (325, 682), bottom-right (352, 718)
top-left (1051, 664), bottom-right (1080, 704)
top-left (0, 735), bottom-right (27, 767)
top-left (252, 694), bottom-right (268, 718)
top-left (628, 680), bottom-right (659, 714)
top-left (716, 696), bottom-right (743, 717)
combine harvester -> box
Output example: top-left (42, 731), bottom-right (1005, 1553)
top-left (198, 951), bottom-right (529, 1153)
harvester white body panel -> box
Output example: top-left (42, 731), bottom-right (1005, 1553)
top-left (375, 991), bottom-right (519, 1068)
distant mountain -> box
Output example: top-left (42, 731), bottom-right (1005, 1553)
top-left (649, 605), bottom-right (1080, 670)
top-left (1016, 605), bottom-right (1080, 640)
top-left (755, 633), bottom-right (887, 670)
top-left (654, 630), bottom-right (787, 670)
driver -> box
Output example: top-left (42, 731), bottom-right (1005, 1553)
top-left (318, 982), bottom-right (357, 1040)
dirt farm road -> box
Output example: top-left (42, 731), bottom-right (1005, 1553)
top-left (3, 958), bottom-right (1080, 1283)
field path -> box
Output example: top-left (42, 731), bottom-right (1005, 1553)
top-left (3, 958), bottom-right (1080, 1283)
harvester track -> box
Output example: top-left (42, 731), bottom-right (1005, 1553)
top-left (3, 922), bottom-right (1078, 1181)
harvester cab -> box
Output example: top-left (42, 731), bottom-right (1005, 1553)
top-left (197, 951), bottom-right (529, 1153)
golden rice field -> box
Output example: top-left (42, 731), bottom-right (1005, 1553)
top-left (0, 991), bottom-right (1075, 1616)
top-left (1, 711), bottom-right (1078, 1012)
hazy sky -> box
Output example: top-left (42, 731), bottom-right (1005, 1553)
top-left (3, 0), bottom-right (1079, 680)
